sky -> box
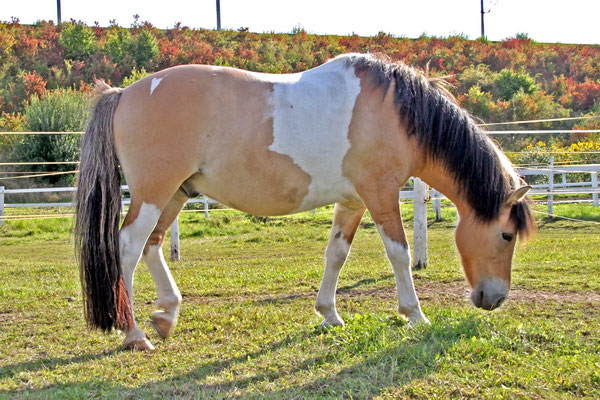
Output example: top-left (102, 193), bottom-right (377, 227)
top-left (2, 0), bottom-right (599, 45)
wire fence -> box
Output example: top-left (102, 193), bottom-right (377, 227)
top-left (1, 117), bottom-right (599, 224)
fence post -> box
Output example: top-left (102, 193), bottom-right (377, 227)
top-left (431, 189), bottom-right (442, 222)
top-left (203, 195), bottom-right (209, 218)
top-left (170, 217), bottom-right (180, 261)
top-left (592, 172), bottom-right (598, 208)
top-left (0, 186), bottom-right (4, 227)
top-left (413, 178), bottom-right (428, 270)
top-left (547, 157), bottom-right (554, 217)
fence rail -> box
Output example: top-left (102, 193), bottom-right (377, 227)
top-left (1, 162), bottom-right (598, 266)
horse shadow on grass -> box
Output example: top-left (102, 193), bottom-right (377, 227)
top-left (0, 349), bottom-right (121, 381)
top-left (144, 314), bottom-right (481, 398)
top-left (2, 313), bottom-right (481, 398)
top-left (253, 274), bottom-right (395, 306)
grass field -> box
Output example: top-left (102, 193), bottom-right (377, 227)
top-left (0, 202), bottom-right (599, 399)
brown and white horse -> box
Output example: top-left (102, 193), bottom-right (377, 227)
top-left (75, 53), bottom-right (535, 350)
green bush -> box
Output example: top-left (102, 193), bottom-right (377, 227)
top-left (494, 69), bottom-right (538, 101)
top-left (11, 89), bottom-right (89, 184)
top-left (103, 27), bottom-right (133, 65)
top-left (458, 85), bottom-right (493, 121)
top-left (131, 30), bottom-right (159, 68)
top-left (121, 67), bottom-right (151, 88)
top-left (59, 23), bottom-right (97, 61)
top-left (458, 64), bottom-right (496, 93)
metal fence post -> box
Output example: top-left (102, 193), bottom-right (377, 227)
top-left (170, 217), bottom-right (180, 261)
top-left (413, 178), bottom-right (428, 270)
top-left (0, 186), bottom-right (4, 227)
top-left (548, 157), bottom-right (554, 217)
top-left (203, 196), bottom-right (209, 218)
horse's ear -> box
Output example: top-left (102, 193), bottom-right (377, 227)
top-left (506, 185), bottom-right (531, 205)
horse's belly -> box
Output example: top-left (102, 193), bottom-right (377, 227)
top-left (184, 169), bottom-right (358, 216)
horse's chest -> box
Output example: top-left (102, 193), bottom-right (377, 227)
top-left (268, 69), bottom-right (361, 210)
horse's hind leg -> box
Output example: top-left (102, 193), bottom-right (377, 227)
top-left (142, 190), bottom-right (189, 339)
top-left (315, 202), bottom-right (365, 327)
top-left (119, 199), bottom-right (163, 350)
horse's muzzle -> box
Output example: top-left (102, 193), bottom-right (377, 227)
top-left (470, 279), bottom-right (509, 311)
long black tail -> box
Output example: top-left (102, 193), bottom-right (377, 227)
top-left (75, 81), bottom-right (132, 332)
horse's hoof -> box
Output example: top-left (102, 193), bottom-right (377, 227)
top-left (319, 318), bottom-right (345, 328)
top-left (122, 337), bottom-right (155, 351)
top-left (150, 312), bottom-right (174, 339)
top-left (407, 315), bottom-right (431, 328)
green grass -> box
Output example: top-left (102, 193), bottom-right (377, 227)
top-left (0, 202), bottom-right (599, 398)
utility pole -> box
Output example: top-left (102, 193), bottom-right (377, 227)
top-left (480, 0), bottom-right (485, 38)
top-left (216, 0), bottom-right (221, 30)
top-left (57, 0), bottom-right (62, 25)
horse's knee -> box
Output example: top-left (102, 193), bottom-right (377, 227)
top-left (144, 231), bottom-right (165, 252)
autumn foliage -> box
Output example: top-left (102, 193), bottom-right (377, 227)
top-left (1, 20), bottom-right (599, 141)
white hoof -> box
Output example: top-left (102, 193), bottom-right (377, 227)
top-left (407, 314), bottom-right (431, 328)
top-left (122, 336), bottom-right (155, 351)
top-left (150, 312), bottom-right (176, 339)
top-left (319, 316), bottom-right (345, 328)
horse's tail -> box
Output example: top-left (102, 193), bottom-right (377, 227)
top-left (75, 81), bottom-right (132, 332)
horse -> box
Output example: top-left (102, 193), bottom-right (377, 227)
top-left (75, 53), bottom-right (535, 350)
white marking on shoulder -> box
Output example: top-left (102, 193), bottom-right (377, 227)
top-left (268, 58), bottom-right (362, 211)
top-left (150, 77), bottom-right (164, 95)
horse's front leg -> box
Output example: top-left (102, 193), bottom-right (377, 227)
top-left (356, 180), bottom-right (429, 325)
top-left (315, 202), bottom-right (365, 327)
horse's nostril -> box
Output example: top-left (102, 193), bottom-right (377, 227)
top-left (492, 296), bottom-right (506, 310)
top-left (471, 289), bottom-right (484, 308)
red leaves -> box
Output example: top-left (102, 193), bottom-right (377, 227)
top-left (22, 70), bottom-right (47, 99)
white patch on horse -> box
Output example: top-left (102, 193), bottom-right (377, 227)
top-left (150, 77), bottom-right (164, 95)
top-left (268, 57), bottom-right (361, 211)
top-left (119, 202), bottom-right (161, 346)
top-left (315, 225), bottom-right (351, 325)
top-left (142, 244), bottom-right (182, 315)
top-left (375, 224), bottom-right (429, 323)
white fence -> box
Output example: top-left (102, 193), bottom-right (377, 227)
top-left (1, 163), bottom-right (599, 267)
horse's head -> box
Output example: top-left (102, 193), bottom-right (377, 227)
top-left (454, 186), bottom-right (533, 311)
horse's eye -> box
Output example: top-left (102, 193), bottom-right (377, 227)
top-left (502, 233), bottom-right (514, 242)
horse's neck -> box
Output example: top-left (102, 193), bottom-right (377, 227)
top-left (413, 158), bottom-right (474, 218)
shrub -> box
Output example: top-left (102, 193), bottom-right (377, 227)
top-left (11, 89), bottom-right (89, 184)
top-left (59, 22), bottom-right (97, 60)
top-left (493, 69), bottom-right (538, 101)
top-left (0, 112), bottom-right (24, 161)
top-left (121, 67), bottom-right (151, 88)
top-left (131, 30), bottom-right (159, 68)
top-left (103, 26), bottom-right (133, 65)
top-left (457, 85), bottom-right (493, 121)
top-left (570, 80), bottom-right (600, 111)
top-left (457, 64), bottom-right (496, 93)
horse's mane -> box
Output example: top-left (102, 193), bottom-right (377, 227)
top-left (339, 53), bottom-right (535, 239)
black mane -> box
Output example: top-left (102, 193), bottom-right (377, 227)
top-left (344, 54), bottom-right (534, 237)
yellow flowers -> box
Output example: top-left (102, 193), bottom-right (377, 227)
top-left (512, 139), bottom-right (600, 166)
